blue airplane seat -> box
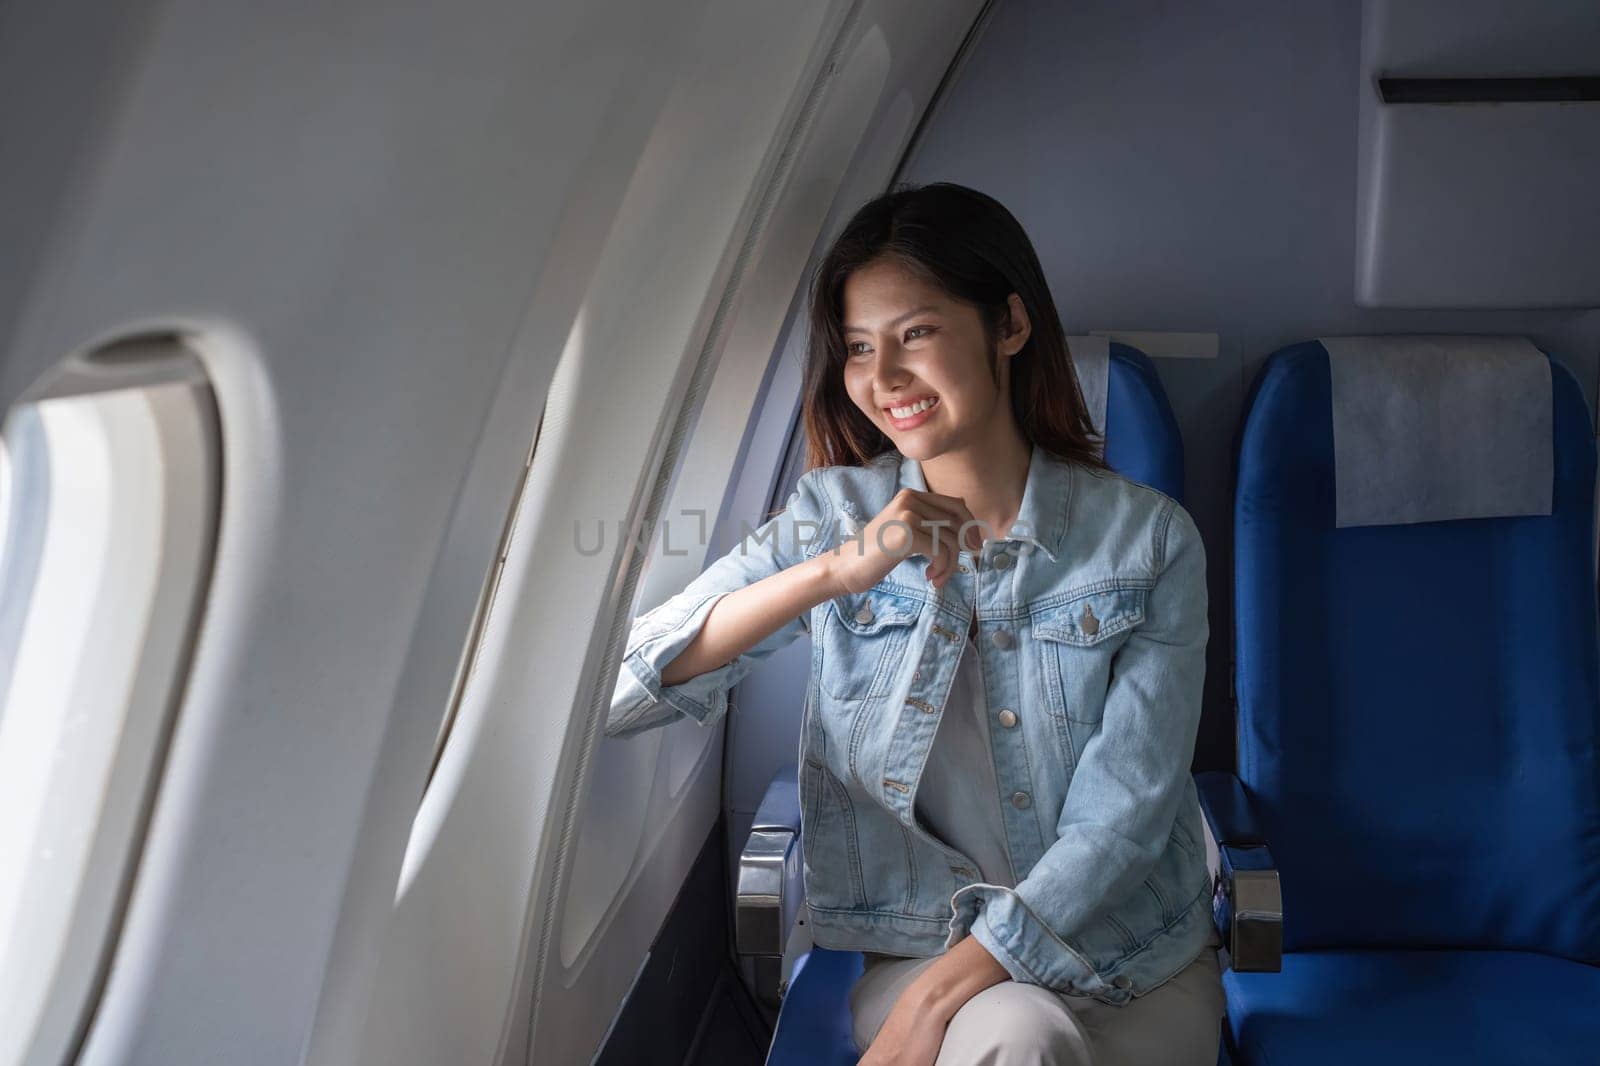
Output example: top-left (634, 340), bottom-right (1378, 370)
top-left (1103, 340), bottom-right (1184, 501)
top-left (764, 947), bottom-right (863, 1066)
top-left (1226, 338), bottom-right (1600, 1064)
top-left (761, 341), bottom-right (1216, 1064)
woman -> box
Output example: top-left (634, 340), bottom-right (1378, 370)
top-left (607, 182), bottom-right (1223, 1065)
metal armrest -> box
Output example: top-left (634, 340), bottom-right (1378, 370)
top-left (1195, 770), bottom-right (1282, 973)
top-left (736, 764), bottom-right (805, 1006)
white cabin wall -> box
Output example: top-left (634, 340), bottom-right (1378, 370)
top-left (0, 0), bottom-right (876, 1063)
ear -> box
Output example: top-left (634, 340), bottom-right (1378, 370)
top-left (1001, 293), bottom-right (1032, 356)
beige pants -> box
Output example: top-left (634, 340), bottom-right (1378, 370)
top-left (848, 931), bottom-right (1226, 1065)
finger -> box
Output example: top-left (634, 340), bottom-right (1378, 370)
top-left (885, 490), bottom-right (969, 548)
top-left (907, 488), bottom-right (969, 512)
top-left (872, 511), bottom-right (919, 560)
top-left (905, 495), bottom-right (984, 553)
top-left (919, 527), bottom-right (959, 587)
top-left (903, 491), bottom-right (967, 531)
top-left (914, 492), bottom-right (988, 552)
top-left (878, 507), bottom-right (941, 562)
top-left (920, 528), bottom-right (951, 584)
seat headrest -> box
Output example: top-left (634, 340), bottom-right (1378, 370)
top-left (1065, 334), bottom-right (1109, 445)
top-left (1321, 335), bottom-right (1553, 527)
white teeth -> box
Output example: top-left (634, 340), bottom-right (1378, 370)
top-left (889, 396), bottom-right (938, 418)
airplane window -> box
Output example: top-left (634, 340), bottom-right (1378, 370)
top-left (0, 343), bottom-right (220, 1066)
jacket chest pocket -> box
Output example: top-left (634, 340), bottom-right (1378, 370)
top-left (1033, 587), bottom-right (1147, 754)
top-left (819, 585), bottom-right (923, 700)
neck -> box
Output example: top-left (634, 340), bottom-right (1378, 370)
top-left (918, 421), bottom-right (1032, 546)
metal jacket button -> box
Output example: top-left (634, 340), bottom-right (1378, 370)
top-left (992, 629), bottom-right (1015, 649)
top-left (1111, 975), bottom-right (1132, 990)
top-left (992, 552), bottom-right (1013, 570)
top-left (1011, 791), bottom-right (1031, 809)
top-left (997, 708), bottom-right (1018, 728)
top-left (855, 604), bottom-right (874, 624)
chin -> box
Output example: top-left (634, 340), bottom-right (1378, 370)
top-left (889, 435), bottom-right (946, 460)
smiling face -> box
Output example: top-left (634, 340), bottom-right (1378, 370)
top-left (840, 257), bottom-right (1029, 460)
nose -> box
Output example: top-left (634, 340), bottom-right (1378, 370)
top-left (870, 341), bottom-right (910, 391)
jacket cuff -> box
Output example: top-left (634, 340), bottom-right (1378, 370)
top-left (966, 905), bottom-right (1031, 985)
top-left (606, 591), bottom-right (731, 735)
top-left (943, 883), bottom-right (1098, 993)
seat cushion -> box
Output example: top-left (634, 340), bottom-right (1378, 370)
top-left (766, 946), bottom-right (863, 1066)
top-left (1225, 949), bottom-right (1600, 1065)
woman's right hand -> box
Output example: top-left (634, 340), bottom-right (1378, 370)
top-left (826, 488), bottom-right (986, 595)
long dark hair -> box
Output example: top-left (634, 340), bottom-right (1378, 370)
top-left (800, 181), bottom-right (1107, 474)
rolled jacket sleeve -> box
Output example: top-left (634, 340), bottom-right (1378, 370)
top-left (604, 470), bottom-right (833, 739)
top-left (945, 500), bottom-right (1209, 990)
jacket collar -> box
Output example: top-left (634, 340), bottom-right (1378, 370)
top-left (895, 441), bottom-right (1069, 563)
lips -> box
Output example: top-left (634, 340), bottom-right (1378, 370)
top-left (884, 394), bottom-right (941, 429)
top-left (883, 394), bottom-right (939, 416)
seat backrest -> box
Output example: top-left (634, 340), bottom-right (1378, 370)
top-left (1106, 340), bottom-right (1185, 501)
top-left (1233, 337), bottom-right (1600, 961)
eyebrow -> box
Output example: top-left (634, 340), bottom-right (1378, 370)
top-left (844, 305), bottom-right (942, 335)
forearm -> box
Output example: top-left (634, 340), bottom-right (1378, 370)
top-left (660, 551), bottom-right (843, 686)
top-left (900, 935), bottom-right (1011, 1022)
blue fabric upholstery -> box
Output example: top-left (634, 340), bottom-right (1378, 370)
top-left (766, 342), bottom-right (1193, 1063)
top-left (1225, 950), bottom-right (1600, 1064)
top-left (1104, 341), bottom-right (1185, 502)
top-left (1235, 340), bottom-right (1600, 956)
top-left (1229, 339), bottom-right (1600, 1064)
top-left (766, 947), bottom-right (863, 1066)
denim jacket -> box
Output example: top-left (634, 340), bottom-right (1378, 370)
top-left (606, 443), bottom-right (1213, 1004)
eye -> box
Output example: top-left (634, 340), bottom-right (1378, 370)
top-left (906, 325), bottom-right (936, 341)
top-left (846, 342), bottom-right (871, 358)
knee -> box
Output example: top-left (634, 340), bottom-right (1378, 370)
top-left (935, 983), bottom-right (1092, 1066)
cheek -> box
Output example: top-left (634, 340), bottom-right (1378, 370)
top-left (842, 369), bottom-right (875, 413)
top-left (923, 343), bottom-right (985, 392)
top-left (954, 361), bottom-right (1002, 408)
top-left (924, 371), bottom-right (979, 417)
